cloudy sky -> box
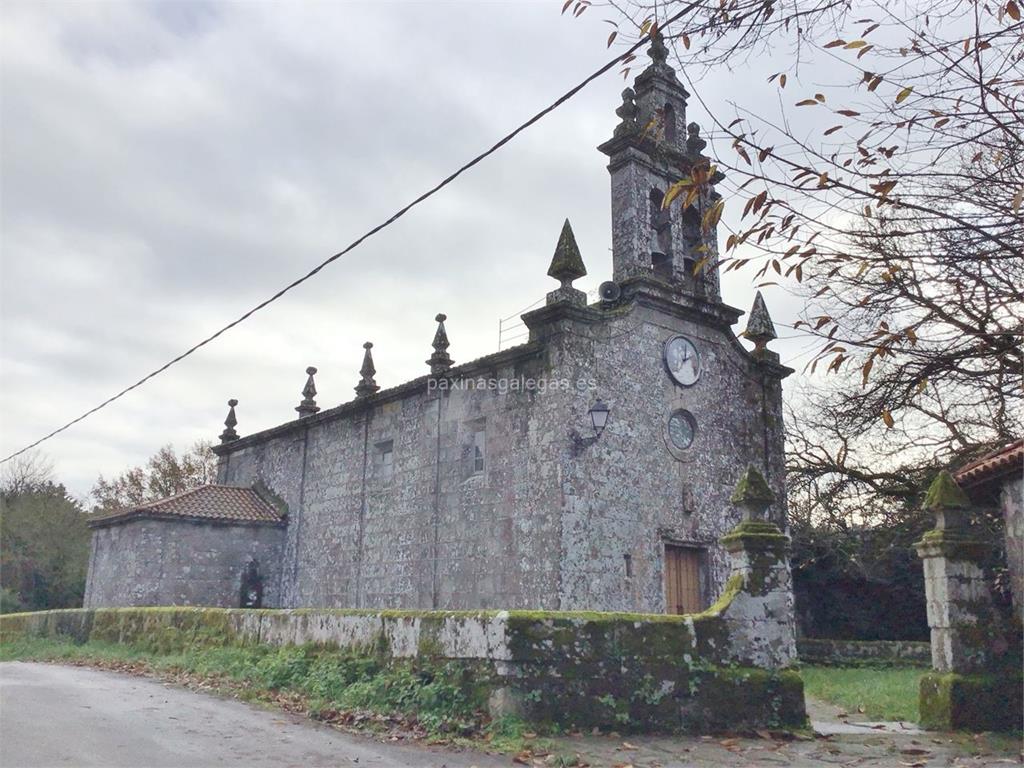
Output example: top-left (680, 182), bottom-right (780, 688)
top-left (1, 0), bottom-right (819, 499)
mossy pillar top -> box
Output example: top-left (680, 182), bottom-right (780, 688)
top-left (914, 472), bottom-right (1000, 674)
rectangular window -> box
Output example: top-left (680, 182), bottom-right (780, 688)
top-left (375, 440), bottom-right (394, 479)
top-left (472, 429), bottom-right (486, 474)
top-left (664, 545), bottom-right (703, 614)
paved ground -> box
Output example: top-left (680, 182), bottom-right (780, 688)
top-left (0, 662), bottom-right (1018, 768)
top-left (0, 662), bottom-right (506, 767)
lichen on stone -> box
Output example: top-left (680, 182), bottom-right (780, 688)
top-left (923, 470), bottom-right (971, 510)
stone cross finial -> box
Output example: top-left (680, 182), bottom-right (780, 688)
top-left (545, 219), bottom-right (588, 307)
top-left (730, 465), bottom-right (775, 521)
top-left (426, 314), bottom-right (454, 376)
top-left (219, 399), bottom-right (239, 443)
top-left (355, 342), bottom-right (379, 398)
top-left (613, 88), bottom-right (639, 137)
top-left (686, 122), bottom-right (707, 155)
top-left (647, 30), bottom-right (669, 66)
top-left (745, 292), bottom-right (778, 357)
top-left (296, 366), bottom-right (320, 417)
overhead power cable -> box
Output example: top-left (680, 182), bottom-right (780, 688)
top-left (2, 8), bottom-right (696, 463)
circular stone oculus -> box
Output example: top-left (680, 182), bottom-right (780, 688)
top-left (667, 409), bottom-right (697, 450)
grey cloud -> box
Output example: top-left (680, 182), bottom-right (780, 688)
top-left (1, 1), bottom-right (811, 497)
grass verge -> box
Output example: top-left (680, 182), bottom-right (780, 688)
top-left (0, 634), bottom-right (508, 742)
top-left (801, 665), bottom-right (923, 722)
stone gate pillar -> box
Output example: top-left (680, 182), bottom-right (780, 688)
top-left (716, 465), bottom-right (799, 669)
top-left (914, 471), bottom-right (1022, 731)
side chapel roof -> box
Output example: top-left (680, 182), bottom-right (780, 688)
top-left (954, 439), bottom-right (1024, 488)
top-left (89, 484), bottom-right (285, 528)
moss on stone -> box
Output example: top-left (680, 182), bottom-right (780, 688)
top-left (923, 471), bottom-right (970, 510)
top-left (694, 574), bottom-right (743, 619)
top-left (919, 672), bottom-right (1023, 732)
top-left (1, 606), bottom-right (809, 734)
top-left (730, 466), bottom-right (775, 507)
top-left (720, 521), bottom-right (788, 552)
top-left (914, 528), bottom-right (990, 562)
top-left (547, 219), bottom-right (587, 282)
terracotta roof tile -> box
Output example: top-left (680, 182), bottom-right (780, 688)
top-left (90, 485), bottom-right (284, 527)
top-left (954, 439), bottom-right (1024, 487)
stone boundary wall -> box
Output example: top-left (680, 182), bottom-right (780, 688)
top-left (2, 511), bottom-right (806, 733)
top-left (797, 638), bottom-right (931, 668)
top-left (1, 603), bottom-right (804, 732)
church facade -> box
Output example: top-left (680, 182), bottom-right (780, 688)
top-left (84, 36), bottom-right (791, 614)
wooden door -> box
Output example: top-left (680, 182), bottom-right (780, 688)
top-left (665, 545), bottom-right (703, 614)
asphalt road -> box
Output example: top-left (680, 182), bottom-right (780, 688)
top-left (0, 662), bottom-right (507, 768)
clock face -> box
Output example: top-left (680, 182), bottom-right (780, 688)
top-left (667, 410), bottom-right (696, 450)
top-left (664, 336), bottom-right (701, 386)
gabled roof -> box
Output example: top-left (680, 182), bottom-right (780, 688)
top-left (954, 439), bottom-right (1023, 488)
top-left (89, 484), bottom-right (285, 528)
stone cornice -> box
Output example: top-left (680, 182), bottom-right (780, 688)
top-left (521, 301), bottom-right (603, 334)
top-left (914, 528), bottom-right (991, 562)
top-left (88, 512), bottom-right (287, 530)
top-left (597, 135), bottom-right (692, 172)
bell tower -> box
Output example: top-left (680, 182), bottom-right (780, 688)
top-left (598, 33), bottom-right (722, 301)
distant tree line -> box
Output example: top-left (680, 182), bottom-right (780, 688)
top-left (0, 442), bottom-right (215, 613)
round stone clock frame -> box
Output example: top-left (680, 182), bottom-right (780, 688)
top-left (663, 335), bottom-right (701, 387)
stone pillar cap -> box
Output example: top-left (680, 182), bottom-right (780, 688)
top-left (923, 470), bottom-right (971, 510)
top-left (730, 465), bottom-right (775, 520)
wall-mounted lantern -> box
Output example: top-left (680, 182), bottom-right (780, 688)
top-left (589, 399), bottom-right (610, 438)
top-left (571, 398), bottom-right (610, 452)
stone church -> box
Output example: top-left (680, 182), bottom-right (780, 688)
top-left (85, 35), bottom-right (790, 615)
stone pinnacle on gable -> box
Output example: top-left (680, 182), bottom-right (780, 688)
top-left (686, 122), bottom-right (707, 156)
top-left (355, 342), bottom-right (380, 398)
top-left (545, 219), bottom-right (588, 307)
top-left (548, 219), bottom-right (587, 283)
top-left (745, 291), bottom-right (778, 358)
top-left (613, 88), bottom-right (639, 137)
top-left (296, 366), bottom-right (320, 417)
top-left (219, 398), bottom-right (239, 443)
top-left (426, 313), bottom-right (454, 376)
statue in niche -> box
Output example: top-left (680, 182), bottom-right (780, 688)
top-left (239, 559), bottom-right (263, 608)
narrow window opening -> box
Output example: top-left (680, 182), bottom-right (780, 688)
top-left (472, 429), bottom-right (486, 474)
top-left (664, 103), bottom-right (677, 143)
top-left (649, 188), bottom-right (672, 277)
top-left (623, 553), bottom-right (633, 579)
top-left (375, 440), bottom-right (394, 479)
